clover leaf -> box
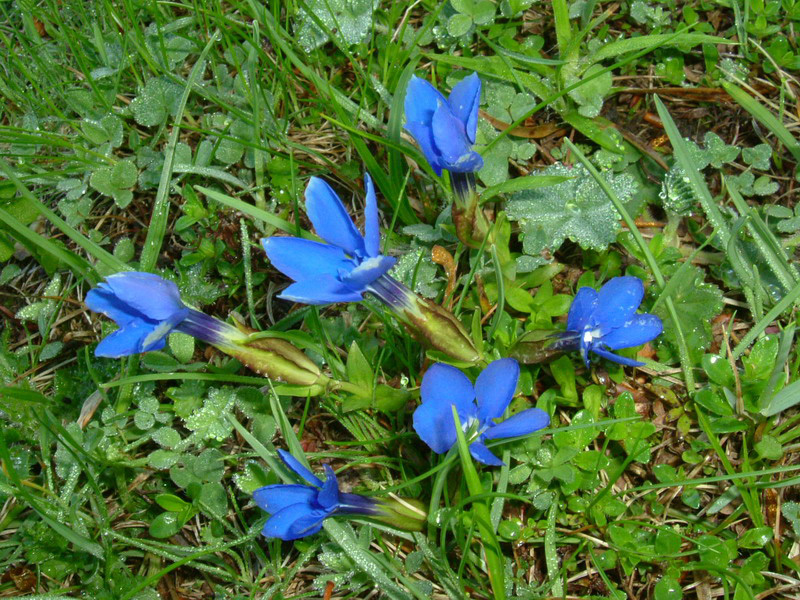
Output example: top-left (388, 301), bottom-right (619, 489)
top-left (90, 159), bottom-right (138, 208)
top-left (295, 0), bottom-right (378, 51)
top-left (130, 77), bottom-right (182, 127)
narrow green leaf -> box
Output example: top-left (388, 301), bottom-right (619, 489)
top-left (0, 206), bottom-right (94, 281)
top-left (481, 175), bottom-right (573, 202)
top-left (722, 82), bottom-right (800, 163)
top-left (592, 33), bottom-right (729, 63)
top-left (140, 31), bottom-right (218, 271)
top-left (451, 407), bottom-right (506, 600)
top-left (197, 185), bottom-right (309, 238)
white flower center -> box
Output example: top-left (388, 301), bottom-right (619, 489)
top-left (582, 328), bottom-right (603, 346)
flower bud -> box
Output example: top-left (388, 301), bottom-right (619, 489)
top-left (367, 275), bottom-right (480, 364)
top-left (508, 330), bottom-right (577, 364)
top-left (221, 319), bottom-right (325, 387)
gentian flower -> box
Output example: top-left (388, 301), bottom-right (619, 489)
top-left (85, 272), bottom-right (323, 386)
top-left (564, 276), bottom-right (663, 368)
top-left (254, 450), bottom-right (426, 540)
top-left (412, 358), bottom-right (549, 466)
top-left (262, 174), bottom-right (396, 305)
top-left (85, 272), bottom-right (192, 356)
top-left (404, 73), bottom-right (483, 176)
top-left (262, 175), bottom-right (480, 363)
top-left (404, 72), bottom-right (489, 248)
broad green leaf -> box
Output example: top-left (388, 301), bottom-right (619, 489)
top-left (506, 163), bottom-right (636, 258)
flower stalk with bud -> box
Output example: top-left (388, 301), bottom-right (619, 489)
top-left (85, 272), bottom-right (326, 389)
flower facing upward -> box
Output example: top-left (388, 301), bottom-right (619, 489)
top-left (404, 73), bottom-right (483, 176)
top-left (261, 174), bottom-right (396, 305)
top-left (254, 450), bottom-right (426, 540)
top-left (85, 272), bottom-right (191, 357)
top-left (412, 359), bottom-right (549, 466)
top-left (565, 276), bottom-right (663, 368)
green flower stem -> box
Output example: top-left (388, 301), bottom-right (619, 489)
top-left (451, 407), bottom-right (506, 600)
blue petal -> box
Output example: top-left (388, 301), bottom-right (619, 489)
top-left (469, 441), bottom-right (504, 466)
top-left (341, 255), bottom-right (396, 290)
top-left (566, 286), bottom-right (598, 332)
top-left (431, 103), bottom-right (472, 166)
top-left (405, 120), bottom-right (444, 176)
top-left (104, 272), bottom-right (186, 321)
top-left (95, 321), bottom-right (166, 357)
top-left (253, 484), bottom-right (317, 514)
top-left (412, 399), bottom-right (461, 454)
top-left (600, 314), bottom-right (663, 350)
top-left (594, 276), bottom-right (644, 329)
top-left (363, 173), bottom-right (380, 258)
top-left (447, 73), bottom-right (481, 144)
top-left (278, 449), bottom-right (323, 487)
top-left (420, 363), bottom-right (474, 406)
top-left (484, 408), bottom-right (549, 440)
top-left (475, 358), bottom-right (519, 426)
top-left (262, 237), bottom-right (353, 281)
top-left (317, 464), bottom-right (340, 510)
top-left (86, 286), bottom-right (143, 326)
top-left (279, 275), bottom-right (366, 305)
top-left (261, 503), bottom-right (328, 540)
top-left (305, 177), bottom-right (366, 256)
top-left (404, 76), bottom-right (447, 128)
top-left (413, 370), bottom-right (477, 455)
top-left (592, 346), bottom-right (645, 367)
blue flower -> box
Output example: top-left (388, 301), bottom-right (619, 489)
top-left (85, 272), bottom-right (191, 357)
top-left (412, 358), bottom-right (549, 466)
top-left (404, 73), bottom-right (483, 176)
top-left (254, 450), bottom-right (382, 540)
top-left (566, 276), bottom-right (663, 368)
top-left (261, 174), bottom-right (396, 305)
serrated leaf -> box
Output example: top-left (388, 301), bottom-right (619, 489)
top-left (168, 332), bottom-right (195, 364)
top-left (752, 175), bottom-right (778, 196)
top-left (653, 265), bottom-right (723, 361)
top-left (473, 0), bottom-right (496, 24)
top-left (567, 64), bottom-right (613, 118)
top-left (296, 0), bottom-right (379, 51)
top-left (448, 13), bottom-right (473, 37)
top-left (506, 163), bottom-right (635, 257)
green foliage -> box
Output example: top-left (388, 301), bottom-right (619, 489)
top-left (295, 0), bottom-right (379, 51)
top-left (506, 163), bottom-right (636, 261)
top-left (0, 0), bottom-right (795, 598)
top-left (90, 159), bottom-right (138, 208)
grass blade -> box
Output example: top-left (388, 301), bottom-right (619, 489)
top-left (140, 31), bottom-right (218, 271)
top-left (722, 81), bottom-right (800, 163)
top-left (452, 408), bottom-right (506, 600)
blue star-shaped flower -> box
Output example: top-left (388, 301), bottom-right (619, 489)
top-left (254, 450), bottom-right (379, 540)
top-left (85, 272), bottom-right (190, 357)
top-left (566, 276), bottom-right (663, 367)
top-left (261, 174), bottom-right (396, 305)
top-left (404, 73), bottom-right (483, 176)
top-left (412, 359), bottom-right (549, 466)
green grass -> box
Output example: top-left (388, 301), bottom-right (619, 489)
top-left (1, 0), bottom-right (800, 598)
